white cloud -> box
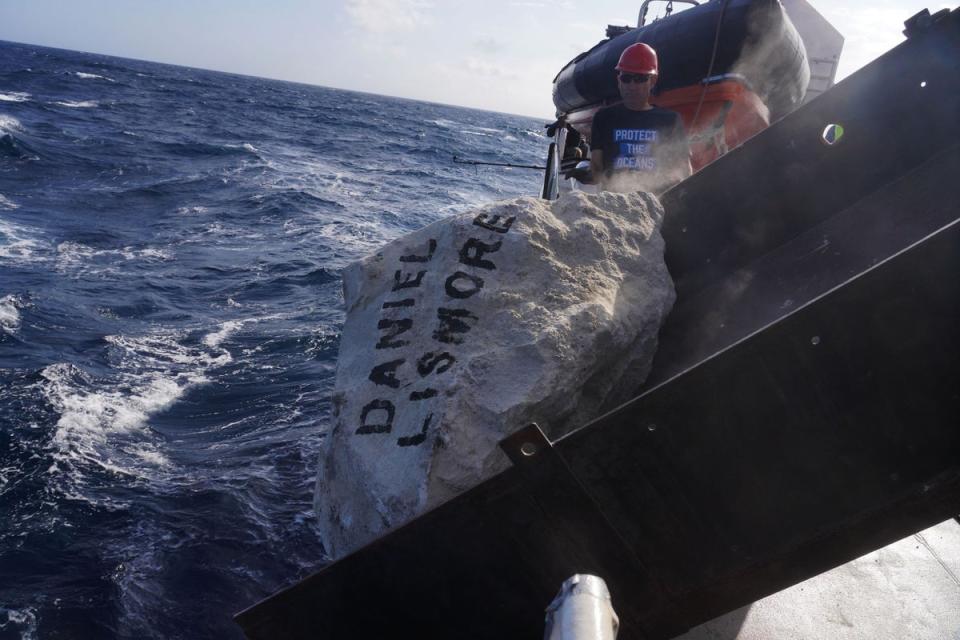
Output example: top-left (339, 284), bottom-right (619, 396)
top-left (810, 1), bottom-right (953, 80)
top-left (569, 20), bottom-right (608, 32)
top-left (472, 36), bottom-right (505, 53)
top-left (345, 0), bottom-right (434, 33)
top-left (818, 5), bottom-right (912, 80)
top-left (508, 0), bottom-right (574, 9)
top-left (463, 56), bottom-right (520, 79)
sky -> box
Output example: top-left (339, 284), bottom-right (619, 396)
top-left (0, 0), bottom-right (953, 118)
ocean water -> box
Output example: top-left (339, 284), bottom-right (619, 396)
top-left (0, 40), bottom-right (546, 639)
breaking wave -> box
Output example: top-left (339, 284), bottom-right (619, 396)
top-left (0, 294), bottom-right (26, 334)
top-left (54, 241), bottom-right (173, 275)
top-left (0, 115), bottom-right (42, 162)
top-left (54, 99), bottom-right (99, 108)
top-left (0, 91), bottom-right (31, 102)
top-left (0, 114), bottom-right (22, 133)
top-left (0, 219), bottom-right (46, 263)
top-left (73, 71), bottom-right (115, 82)
top-left (42, 361), bottom-right (182, 484)
top-left (0, 607), bottom-right (39, 640)
top-left (41, 325), bottom-right (237, 489)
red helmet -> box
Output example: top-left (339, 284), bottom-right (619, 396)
top-left (615, 42), bottom-right (658, 75)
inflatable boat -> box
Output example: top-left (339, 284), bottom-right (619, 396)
top-left (549, 0), bottom-right (830, 176)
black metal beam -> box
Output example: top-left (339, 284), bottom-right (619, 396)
top-left (559, 218), bottom-right (960, 637)
top-left (649, 143), bottom-right (960, 388)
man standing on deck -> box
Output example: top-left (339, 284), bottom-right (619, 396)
top-left (590, 43), bottom-right (692, 194)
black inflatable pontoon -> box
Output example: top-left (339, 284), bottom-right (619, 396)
top-left (552, 0), bottom-right (809, 119)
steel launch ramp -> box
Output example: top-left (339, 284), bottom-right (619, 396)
top-left (236, 9), bottom-right (960, 639)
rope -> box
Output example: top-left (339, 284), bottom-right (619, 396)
top-left (689, 0), bottom-right (731, 131)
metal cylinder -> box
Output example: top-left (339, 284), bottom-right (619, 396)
top-left (544, 574), bottom-right (620, 640)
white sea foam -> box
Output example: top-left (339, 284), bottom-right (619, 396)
top-left (55, 241), bottom-right (172, 273)
top-left (42, 363), bottom-right (181, 477)
top-left (0, 193), bottom-right (19, 209)
top-left (201, 314), bottom-right (283, 349)
top-left (0, 464), bottom-right (18, 493)
top-left (0, 114), bottom-right (22, 133)
top-left (54, 100), bottom-right (99, 108)
top-left (0, 294), bottom-right (25, 334)
top-left (203, 319), bottom-right (246, 348)
top-left (119, 246), bottom-right (171, 261)
top-left (55, 241), bottom-right (96, 264)
top-left (461, 125), bottom-right (501, 137)
top-left (225, 142), bottom-right (259, 153)
top-left (0, 219), bottom-right (45, 263)
top-left (73, 71), bottom-right (114, 82)
top-left (0, 607), bottom-right (38, 640)
top-left (45, 363), bottom-right (184, 436)
top-left (175, 205), bottom-right (208, 215)
top-left (41, 325), bottom-right (241, 484)
top-left (0, 91), bottom-right (31, 102)
top-left (106, 332), bottom-right (232, 370)
top-left (0, 306), bottom-right (18, 336)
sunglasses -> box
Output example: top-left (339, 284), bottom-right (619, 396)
top-left (618, 73), bottom-right (651, 84)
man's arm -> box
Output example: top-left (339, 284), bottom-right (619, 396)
top-left (590, 149), bottom-right (605, 189)
top-left (589, 108), bottom-right (608, 190)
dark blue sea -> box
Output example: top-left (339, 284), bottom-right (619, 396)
top-left (0, 40), bottom-right (547, 639)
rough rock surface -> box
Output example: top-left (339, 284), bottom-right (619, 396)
top-left (315, 190), bottom-right (675, 559)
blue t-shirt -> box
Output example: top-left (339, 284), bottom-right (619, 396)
top-left (591, 105), bottom-right (689, 179)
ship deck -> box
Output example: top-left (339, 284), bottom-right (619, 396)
top-left (678, 519), bottom-right (960, 639)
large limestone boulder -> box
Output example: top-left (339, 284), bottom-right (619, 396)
top-left (315, 190), bottom-right (675, 559)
